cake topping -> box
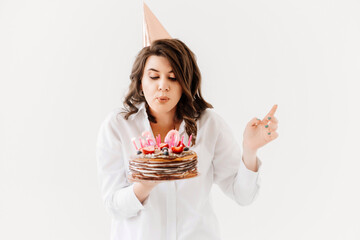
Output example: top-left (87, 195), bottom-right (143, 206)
top-left (142, 146), bottom-right (155, 154)
top-left (131, 129), bottom-right (193, 156)
top-left (171, 145), bottom-right (184, 154)
top-left (159, 143), bottom-right (169, 150)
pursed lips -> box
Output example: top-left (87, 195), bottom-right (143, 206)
top-left (157, 96), bottom-right (169, 100)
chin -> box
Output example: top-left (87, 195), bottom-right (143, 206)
top-left (149, 102), bottom-right (177, 114)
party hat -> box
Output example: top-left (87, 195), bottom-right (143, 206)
top-left (143, 2), bottom-right (172, 47)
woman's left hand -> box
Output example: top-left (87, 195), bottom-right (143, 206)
top-left (242, 104), bottom-right (279, 151)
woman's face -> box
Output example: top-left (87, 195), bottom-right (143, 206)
top-left (141, 55), bottom-right (182, 115)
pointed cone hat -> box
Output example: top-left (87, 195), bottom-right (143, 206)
top-left (143, 2), bottom-right (171, 47)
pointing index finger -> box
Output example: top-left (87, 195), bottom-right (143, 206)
top-left (262, 104), bottom-right (278, 123)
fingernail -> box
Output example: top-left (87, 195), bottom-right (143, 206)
top-left (265, 125), bottom-right (269, 128)
top-left (268, 132), bottom-right (271, 135)
top-left (268, 117), bottom-right (271, 120)
top-left (257, 118), bottom-right (261, 121)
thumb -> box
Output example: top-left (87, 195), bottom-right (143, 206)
top-left (248, 117), bottom-right (262, 127)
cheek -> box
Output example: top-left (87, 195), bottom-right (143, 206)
top-left (142, 81), bottom-right (156, 94)
top-left (173, 83), bottom-right (183, 97)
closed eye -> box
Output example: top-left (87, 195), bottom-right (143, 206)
top-left (150, 77), bottom-right (177, 81)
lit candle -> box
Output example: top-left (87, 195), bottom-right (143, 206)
top-left (139, 137), bottom-right (144, 148)
top-left (187, 134), bottom-right (192, 147)
top-left (180, 135), bottom-right (184, 146)
top-left (131, 137), bottom-right (138, 150)
top-left (158, 134), bottom-right (161, 146)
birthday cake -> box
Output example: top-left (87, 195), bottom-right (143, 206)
top-left (128, 130), bottom-right (198, 181)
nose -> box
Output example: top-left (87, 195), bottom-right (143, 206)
top-left (158, 77), bottom-right (170, 92)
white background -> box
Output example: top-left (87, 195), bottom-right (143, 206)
top-left (1, 0), bottom-right (359, 239)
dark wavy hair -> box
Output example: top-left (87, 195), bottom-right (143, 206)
top-left (121, 38), bottom-right (213, 146)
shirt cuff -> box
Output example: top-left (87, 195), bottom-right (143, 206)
top-left (238, 156), bottom-right (262, 185)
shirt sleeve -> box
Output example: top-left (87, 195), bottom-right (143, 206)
top-left (212, 114), bottom-right (262, 206)
top-left (96, 111), bottom-right (149, 220)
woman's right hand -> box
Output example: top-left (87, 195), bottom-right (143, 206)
top-left (132, 181), bottom-right (160, 204)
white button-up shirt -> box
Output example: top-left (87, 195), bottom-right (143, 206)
top-left (96, 102), bottom-right (262, 240)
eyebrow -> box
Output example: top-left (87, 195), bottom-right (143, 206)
top-left (148, 68), bottom-right (173, 73)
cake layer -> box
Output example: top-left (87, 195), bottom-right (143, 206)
top-left (129, 160), bottom-right (197, 174)
top-left (128, 168), bottom-right (198, 181)
top-left (128, 152), bottom-right (198, 181)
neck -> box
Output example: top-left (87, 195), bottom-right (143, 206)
top-left (148, 107), bottom-right (179, 130)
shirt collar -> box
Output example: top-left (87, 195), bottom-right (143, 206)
top-left (128, 101), bottom-right (147, 120)
top-left (137, 101), bottom-right (146, 111)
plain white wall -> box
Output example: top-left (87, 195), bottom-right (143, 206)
top-left (1, 0), bottom-right (359, 239)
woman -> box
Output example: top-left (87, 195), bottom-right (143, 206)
top-left (96, 38), bottom-right (279, 240)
